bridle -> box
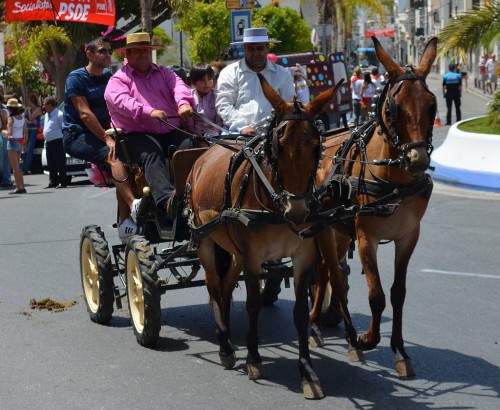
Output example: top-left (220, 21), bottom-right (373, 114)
top-left (375, 65), bottom-right (436, 159)
top-left (261, 99), bottom-right (323, 211)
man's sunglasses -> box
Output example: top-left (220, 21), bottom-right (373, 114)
top-left (97, 48), bottom-right (114, 55)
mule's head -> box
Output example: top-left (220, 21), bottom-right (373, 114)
top-left (373, 36), bottom-right (437, 178)
top-left (258, 74), bottom-right (344, 224)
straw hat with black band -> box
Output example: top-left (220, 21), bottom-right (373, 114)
top-left (116, 32), bottom-right (163, 52)
top-left (6, 98), bottom-right (23, 109)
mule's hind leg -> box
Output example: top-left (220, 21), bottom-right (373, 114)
top-left (391, 233), bottom-right (419, 377)
top-left (243, 262), bottom-right (264, 380)
top-left (318, 229), bottom-right (363, 361)
top-left (199, 238), bottom-right (238, 369)
top-left (309, 261), bottom-right (329, 347)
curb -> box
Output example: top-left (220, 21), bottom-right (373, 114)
top-left (430, 118), bottom-right (500, 191)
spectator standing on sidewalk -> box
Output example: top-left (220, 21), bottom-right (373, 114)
top-left (0, 91), bottom-right (13, 188)
top-left (293, 63), bottom-right (310, 104)
top-left (42, 96), bottom-right (67, 189)
top-left (442, 63), bottom-right (462, 125)
top-left (457, 62), bottom-right (468, 92)
top-left (485, 54), bottom-right (498, 94)
top-left (2, 98), bottom-right (27, 194)
top-left (478, 54), bottom-right (488, 93)
top-left (360, 72), bottom-right (375, 120)
top-left (22, 93), bottom-right (42, 174)
top-left (350, 67), bottom-right (364, 125)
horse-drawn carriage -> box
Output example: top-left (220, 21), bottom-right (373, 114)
top-left (79, 37), bottom-right (438, 399)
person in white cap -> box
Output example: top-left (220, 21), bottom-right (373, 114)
top-left (215, 27), bottom-right (295, 135)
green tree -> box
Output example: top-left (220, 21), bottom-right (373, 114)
top-left (5, 22), bottom-right (69, 102)
top-left (252, 5), bottom-right (312, 53)
top-left (177, 0), bottom-right (230, 63)
top-left (437, 2), bottom-right (500, 125)
top-left (437, 2), bottom-right (499, 63)
top-left (178, 1), bottom-right (314, 63)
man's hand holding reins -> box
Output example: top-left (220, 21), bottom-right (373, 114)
top-left (240, 126), bottom-right (256, 136)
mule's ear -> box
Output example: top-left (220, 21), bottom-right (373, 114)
top-left (417, 37), bottom-right (437, 78)
top-left (373, 36), bottom-right (403, 80)
top-left (258, 73), bottom-right (289, 116)
top-left (307, 79), bottom-right (345, 119)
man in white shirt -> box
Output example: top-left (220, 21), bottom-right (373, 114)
top-left (485, 54), bottom-right (498, 94)
top-left (215, 27), bottom-right (295, 135)
top-left (42, 96), bottom-right (67, 188)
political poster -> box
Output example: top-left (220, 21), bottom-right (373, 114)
top-left (5, 0), bottom-right (116, 26)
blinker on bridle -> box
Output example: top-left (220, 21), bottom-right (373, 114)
top-left (264, 99), bottom-right (323, 208)
top-left (375, 65), bottom-right (435, 157)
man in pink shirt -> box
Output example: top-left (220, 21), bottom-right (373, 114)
top-left (105, 33), bottom-right (197, 220)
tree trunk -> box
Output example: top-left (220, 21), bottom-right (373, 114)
top-left (140, 0), bottom-right (155, 35)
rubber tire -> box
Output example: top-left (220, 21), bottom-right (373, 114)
top-left (125, 235), bottom-right (161, 347)
top-left (80, 225), bottom-right (114, 324)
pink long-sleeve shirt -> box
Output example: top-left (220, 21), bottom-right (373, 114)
top-left (104, 63), bottom-right (194, 134)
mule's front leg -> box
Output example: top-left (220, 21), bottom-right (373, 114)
top-left (391, 235), bottom-right (419, 378)
top-left (245, 269), bottom-right (264, 380)
top-left (357, 235), bottom-right (385, 351)
top-left (294, 253), bottom-right (324, 399)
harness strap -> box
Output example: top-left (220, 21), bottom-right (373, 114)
top-left (244, 146), bottom-right (280, 204)
top-left (314, 120), bottom-right (377, 202)
top-left (350, 173), bottom-right (433, 203)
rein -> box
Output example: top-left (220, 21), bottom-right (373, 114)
top-left (262, 99), bottom-right (323, 212)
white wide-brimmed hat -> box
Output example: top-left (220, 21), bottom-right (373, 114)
top-left (231, 27), bottom-right (281, 45)
top-left (6, 98), bottom-right (23, 108)
top-left (116, 32), bottom-right (163, 52)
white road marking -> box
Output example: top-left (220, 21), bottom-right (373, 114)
top-left (422, 269), bottom-right (499, 279)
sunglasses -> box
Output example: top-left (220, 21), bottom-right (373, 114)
top-left (96, 48), bottom-right (114, 55)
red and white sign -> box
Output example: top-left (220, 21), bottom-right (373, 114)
top-left (365, 29), bottom-right (395, 38)
top-left (6, 0), bottom-right (116, 26)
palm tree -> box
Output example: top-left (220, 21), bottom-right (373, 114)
top-left (438, 2), bottom-right (500, 125)
top-left (316, 0), bottom-right (387, 53)
top-left (5, 23), bottom-right (70, 102)
top-left (437, 2), bottom-right (500, 63)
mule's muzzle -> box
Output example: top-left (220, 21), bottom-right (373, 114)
top-left (283, 196), bottom-right (310, 225)
top-left (404, 146), bottom-right (430, 177)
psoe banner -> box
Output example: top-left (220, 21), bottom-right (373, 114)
top-left (5, 0), bottom-right (116, 26)
top-left (365, 29), bottom-right (395, 38)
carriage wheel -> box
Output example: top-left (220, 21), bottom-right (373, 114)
top-left (80, 225), bottom-right (114, 324)
top-left (125, 236), bottom-right (161, 347)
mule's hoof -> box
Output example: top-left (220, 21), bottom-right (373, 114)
top-left (220, 352), bottom-right (236, 369)
top-left (395, 358), bottom-right (416, 378)
top-left (302, 380), bottom-right (325, 400)
top-left (348, 348), bottom-right (364, 362)
top-left (309, 335), bottom-right (324, 348)
top-left (247, 362), bottom-right (264, 380)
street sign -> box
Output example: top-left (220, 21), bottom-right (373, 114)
top-left (230, 9), bottom-right (252, 43)
top-left (226, 0), bottom-right (255, 10)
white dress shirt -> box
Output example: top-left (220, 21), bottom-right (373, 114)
top-left (215, 59), bottom-right (295, 132)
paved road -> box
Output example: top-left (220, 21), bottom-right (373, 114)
top-left (0, 80), bottom-right (498, 409)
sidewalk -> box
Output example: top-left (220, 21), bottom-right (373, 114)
top-left (426, 73), bottom-right (500, 192)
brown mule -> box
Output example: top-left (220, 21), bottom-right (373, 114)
top-left (311, 36), bottom-right (438, 377)
top-left (187, 75), bottom-right (344, 399)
